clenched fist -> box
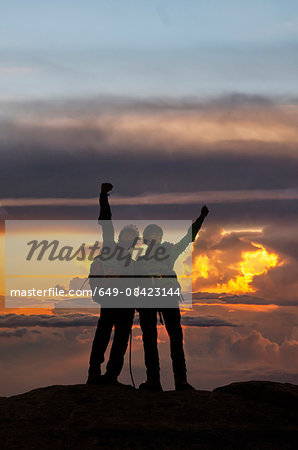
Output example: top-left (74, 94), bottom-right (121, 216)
top-left (201, 205), bottom-right (209, 218)
top-left (101, 183), bottom-right (113, 193)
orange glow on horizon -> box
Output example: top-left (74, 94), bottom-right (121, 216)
top-left (1, 308), bottom-right (53, 315)
top-left (224, 303), bottom-right (279, 311)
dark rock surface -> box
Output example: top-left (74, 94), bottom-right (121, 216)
top-left (1, 381), bottom-right (298, 449)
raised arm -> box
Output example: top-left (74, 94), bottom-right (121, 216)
top-left (98, 183), bottom-right (115, 244)
top-left (191, 205), bottom-right (209, 242)
top-left (171, 205), bottom-right (209, 260)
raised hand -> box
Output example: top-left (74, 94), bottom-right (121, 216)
top-left (101, 183), bottom-right (113, 194)
top-left (201, 205), bottom-right (209, 218)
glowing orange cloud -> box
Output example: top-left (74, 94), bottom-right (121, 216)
top-left (193, 242), bottom-right (279, 294)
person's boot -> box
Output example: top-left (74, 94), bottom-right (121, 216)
top-left (174, 375), bottom-right (196, 391)
top-left (86, 367), bottom-right (102, 385)
top-left (101, 372), bottom-right (134, 389)
top-left (100, 372), bottom-right (120, 385)
top-left (139, 377), bottom-right (163, 392)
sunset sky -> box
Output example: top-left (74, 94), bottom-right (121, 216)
top-left (1, 0), bottom-right (298, 396)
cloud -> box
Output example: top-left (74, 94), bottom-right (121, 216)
top-left (228, 330), bottom-right (298, 369)
top-left (1, 188), bottom-right (298, 207)
top-left (0, 313), bottom-right (98, 328)
top-left (0, 310), bottom-right (242, 333)
top-left (1, 94), bottom-right (298, 204)
top-left (189, 225), bottom-right (298, 304)
top-left (192, 292), bottom-right (273, 305)
top-left (185, 326), bottom-right (298, 370)
top-left (181, 315), bottom-right (240, 327)
top-left (252, 262), bottom-right (298, 304)
top-left (0, 304), bottom-right (297, 395)
top-left (0, 328), bottom-right (28, 338)
top-left (257, 224), bottom-right (298, 261)
top-left (228, 330), bottom-right (280, 362)
top-left (3, 94), bottom-right (298, 153)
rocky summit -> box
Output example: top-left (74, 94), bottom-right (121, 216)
top-left (1, 380), bottom-right (298, 449)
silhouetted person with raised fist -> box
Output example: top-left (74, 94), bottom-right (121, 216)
top-left (87, 183), bottom-right (138, 386)
top-left (137, 205), bottom-right (209, 391)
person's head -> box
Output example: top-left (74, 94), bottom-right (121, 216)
top-left (118, 225), bottom-right (139, 249)
top-left (142, 224), bottom-right (163, 246)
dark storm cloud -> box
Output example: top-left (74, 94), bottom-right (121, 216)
top-left (1, 140), bottom-right (297, 199)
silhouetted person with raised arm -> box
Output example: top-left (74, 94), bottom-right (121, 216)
top-left (137, 205), bottom-right (209, 391)
top-left (87, 183), bottom-right (138, 385)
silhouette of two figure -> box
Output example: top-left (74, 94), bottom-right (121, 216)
top-left (87, 183), bottom-right (209, 390)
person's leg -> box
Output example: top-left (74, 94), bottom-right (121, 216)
top-left (104, 308), bottom-right (135, 380)
top-left (139, 308), bottom-right (162, 390)
top-left (162, 308), bottom-right (195, 390)
top-left (88, 308), bottom-right (114, 376)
